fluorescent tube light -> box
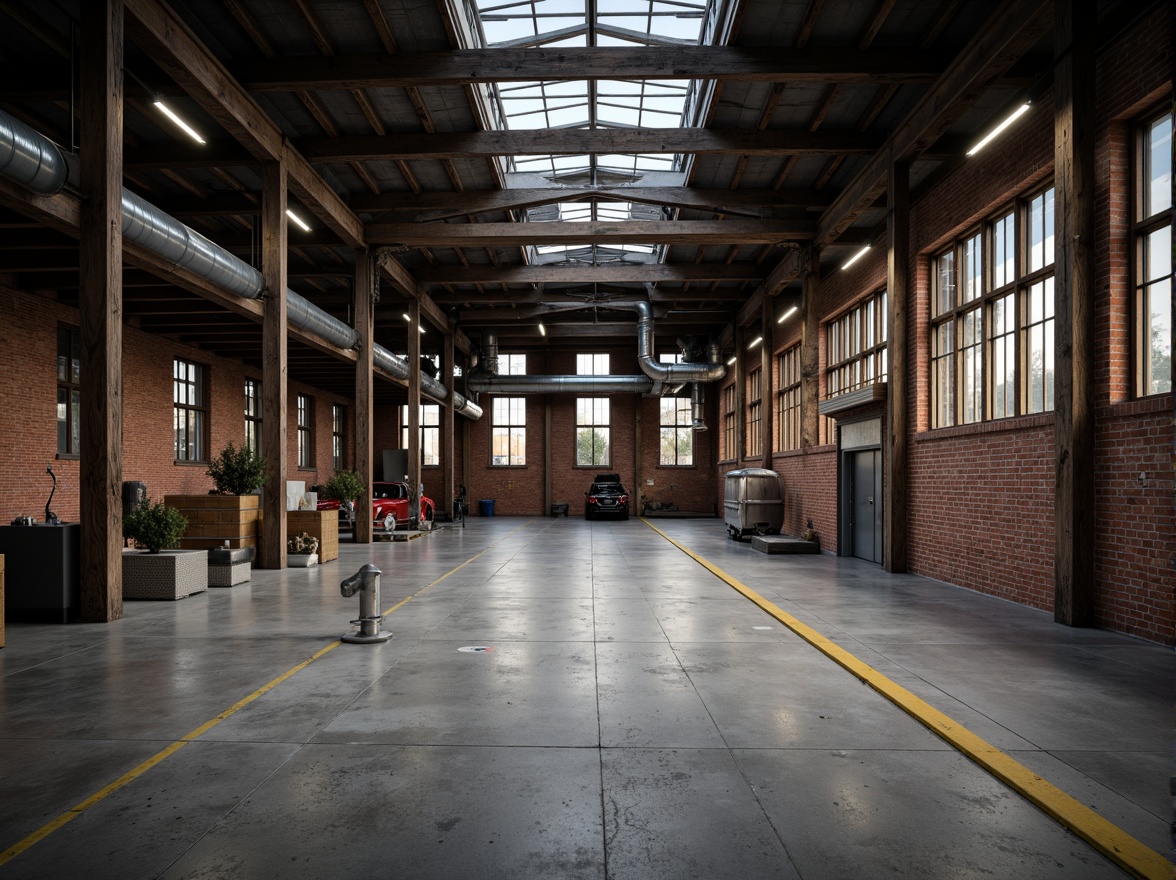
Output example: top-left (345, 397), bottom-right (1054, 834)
top-left (726, 356), bottom-right (736, 366)
top-left (285, 210), bottom-right (311, 232)
top-left (967, 103), bottom-right (1031, 157)
top-left (538, 323), bottom-right (546, 336)
top-left (841, 245), bottom-right (870, 271)
top-left (153, 100), bottom-right (205, 144)
top-left (748, 336), bottom-right (763, 349)
top-left (777, 305), bottom-right (799, 323)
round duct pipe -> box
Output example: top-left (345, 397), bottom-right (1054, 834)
top-left (467, 374), bottom-right (655, 395)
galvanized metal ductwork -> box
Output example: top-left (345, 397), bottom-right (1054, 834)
top-left (0, 107), bottom-right (480, 419)
top-left (468, 374), bottom-right (654, 395)
top-left (615, 301), bottom-right (727, 384)
top-left (691, 382), bottom-right (707, 431)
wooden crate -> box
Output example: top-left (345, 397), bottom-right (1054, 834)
top-left (165, 495), bottom-right (260, 551)
top-left (287, 510), bottom-right (339, 562)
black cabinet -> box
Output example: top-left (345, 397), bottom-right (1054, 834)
top-left (0, 524), bottom-right (81, 623)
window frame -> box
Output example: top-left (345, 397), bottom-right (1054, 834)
top-left (297, 393), bottom-right (315, 469)
top-left (658, 396), bottom-right (694, 466)
top-left (173, 357), bottom-right (209, 463)
top-left (244, 378), bottom-right (262, 456)
top-left (776, 346), bottom-right (800, 452)
top-left (399, 404), bottom-right (440, 466)
top-left (491, 397), bottom-right (526, 466)
top-left (332, 403), bottom-right (346, 471)
top-left (56, 325), bottom-right (81, 457)
top-left (575, 397), bottom-right (611, 467)
top-left (1133, 108), bottom-right (1172, 397)
top-left (826, 289), bottom-right (888, 399)
top-left (721, 384), bottom-right (736, 462)
top-left (746, 367), bottom-right (762, 458)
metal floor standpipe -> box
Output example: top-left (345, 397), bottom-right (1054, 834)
top-left (339, 564), bottom-right (393, 643)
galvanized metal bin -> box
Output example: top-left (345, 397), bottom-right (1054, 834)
top-left (723, 468), bottom-right (784, 540)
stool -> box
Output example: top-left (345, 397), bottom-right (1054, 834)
top-left (208, 546), bottom-right (255, 587)
top-left (550, 503), bottom-right (569, 518)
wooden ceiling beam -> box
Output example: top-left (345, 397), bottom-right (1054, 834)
top-left (415, 263), bottom-right (765, 285)
top-left (367, 219), bottom-right (813, 247)
top-left (817, 0), bottom-right (1053, 246)
top-left (235, 46), bottom-right (944, 90)
top-left (122, 0), bottom-right (365, 248)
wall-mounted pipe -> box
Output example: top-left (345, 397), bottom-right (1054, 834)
top-left (0, 107), bottom-right (481, 419)
top-left (690, 382), bottom-right (706, 431)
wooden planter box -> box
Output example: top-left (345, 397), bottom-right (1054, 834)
top-left (122, 550), bottom-right (208, 600)
top-left (165, 495), bottom-right (260, 551)
top-left (287, 510), bottom-right (338, 562)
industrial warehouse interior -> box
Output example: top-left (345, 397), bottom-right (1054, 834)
top-left (0, 0), bottom-right (1171, 877)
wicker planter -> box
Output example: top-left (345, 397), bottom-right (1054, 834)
top-left (165, 495), bottom-right (260, 551)
top-left (122, 550), bottom-right (208, 600)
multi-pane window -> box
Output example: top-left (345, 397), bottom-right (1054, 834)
top-left (332, 404), bottom-right (346, 470)
top-left (777, 346), bottom-right (800, 452)
top-left (931, 185), bottom-right (1056, 427)
top-left (297, 393), bottom-right (314, 468)
top-left (399, 404), bottom-right (440, 466)
top-left (576, 398), bottom-right (611, 466)
top-left (746, 368), bottom-right (762, 457)
top-left (56, 326), bottom-right (80, 455)
top-left (577, 353), bottom-right (610, 375)
top-left (174, 358), bottom-right (208, 462)
top-left (827, 290), bottom-right (888, 398)
top-left (244, 378), bottom-right (261, 456)
top-left (722, 384), bottom-right (736, 461)
top-left (1136, 111), bottom-right (1172, 396)
top-left (659, 397), bottom-right (693, 466)
top-left (491, 398), bottom-right (526, 465)
top-left (500, 353), bottom-right (526, 375)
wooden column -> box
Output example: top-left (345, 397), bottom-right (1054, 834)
top-left (259, 158), bottom-right (288, 569)
top-left (407, 298), bottom-right (421, 526)
top-left (800, 247), bottom-right (821, 450)
top-left (544, 399), bottom-right (553, 512)
top-left (1053, 0), bottom-right (1096, 625)
top-left (885, 157), bottom-right (910, 573)
top-left (443, 328), bottom-right (455, 521)
top-left (354, 249), bottom-right (374, 544)
top-left (78, 0), bottom-right (124, 623)
top-left (761, 295), bottom-right (774, 468)
top-left (634, 399), bottom-right (643, 513)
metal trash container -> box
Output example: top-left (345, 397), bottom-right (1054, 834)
top-left (724, 468), bottom-right (783, 541)
top-left (479, 499), bottom-right (495, 517)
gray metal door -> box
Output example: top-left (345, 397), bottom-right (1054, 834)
top-left (852, 450), bottom-right (882, 562)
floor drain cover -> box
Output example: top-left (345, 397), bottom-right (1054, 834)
top-left (458, 646), bottom-right (496, 653)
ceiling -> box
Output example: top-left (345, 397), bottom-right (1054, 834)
top-left (0, 0), bottom-right (1119, 403)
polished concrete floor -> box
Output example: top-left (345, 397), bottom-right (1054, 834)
top-left (0, 517), bottom-right (1171, 879)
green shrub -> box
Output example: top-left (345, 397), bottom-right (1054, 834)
top-left (206, 442), bottom-right (266, 495)
top-left (124, 500), bottom-right (188, 554)
top-left (321, 469), bottom-right (366, 503)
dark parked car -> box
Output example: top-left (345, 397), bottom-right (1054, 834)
top-left (585, 473), bottom-right (630, 520)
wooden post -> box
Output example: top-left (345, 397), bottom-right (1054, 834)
top-left (407, 298), bottom-right (421, 526)
top-left (544, 399), bottom-right (553, 513)
top-left (259, 158), bottom-right (288, 569)
top-left (443, 328), bottom-right (455, 522)
top-left (354, 249), bottom-right (374, 544)
top-left (1054, 0), bottom-right (1096, 625)
top-left (885, 157), bottom-right (909, 573)
top-left (634, 398), bottom-right (643, 513)
top-left (733, 324), bottom-right (745, 464)
top-left (79, 0), bottom-right (124, 623)
top-left (801, 247), bottom-right (821, 450)
top-left (761, 294), bottom-right (774, 468)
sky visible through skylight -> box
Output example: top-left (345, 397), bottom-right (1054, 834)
top-left (473, 0), bottom-right (711, 266)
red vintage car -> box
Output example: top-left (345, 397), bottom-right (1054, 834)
top-left (318, 481), bottom-right (435, 532)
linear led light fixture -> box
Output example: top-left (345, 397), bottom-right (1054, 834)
top-left (153, 100), bottom-right (205, 145)
top-left (402, 313), bottom-right (425, 333)
top-left (747, 336), bottom-right (763, 350)
top-left (841, 244), bottom-right (870, 271)
top-left (538, 323), bottom-right (546, 336)
top-left (726, 356), bottom-right (736, 366)
top-left (285, 210), bottom-right (311, 232)
top-left (967, 102), bottom-right (1032, 157)
top-left (777, 305), bottom-right (799, 323)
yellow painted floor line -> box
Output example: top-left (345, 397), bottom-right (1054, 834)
top-left (0, 521), bottom-right (534, 869)
top-left (642, 519), bottom-right (1172, 880)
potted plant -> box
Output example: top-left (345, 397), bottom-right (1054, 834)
top-left (165, 442), bottom-right (266, 552)
top-left (320, 469), bottom-right (365, 533)
top-left (287, 531), bottom-right (320, 567)
top-left (123, 500), bottom-right (207, 599)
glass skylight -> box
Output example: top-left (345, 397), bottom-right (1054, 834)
top-left (471, 0), bottom-right (713, 265)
